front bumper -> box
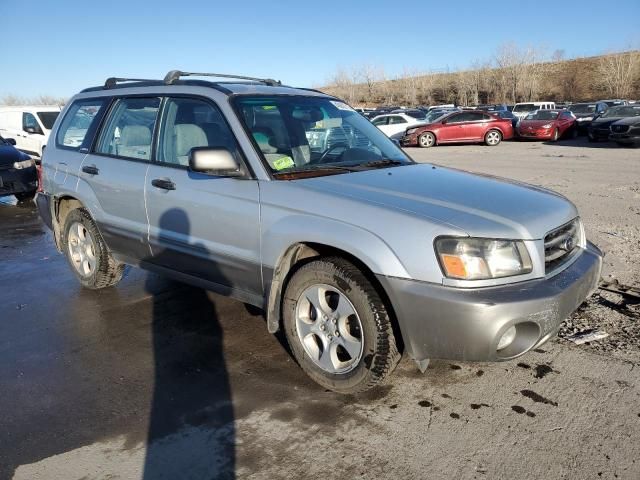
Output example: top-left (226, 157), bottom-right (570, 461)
top-left (609, 132), bottom-right (640, 145)
top-left (0, 166), bottom-right (37, 196)
top-left (377, 242), bottom-right (603, 363)
top-left (401, 134), bottom-right (418, 147)
top-left (517, 128), bottom-right (552, 139)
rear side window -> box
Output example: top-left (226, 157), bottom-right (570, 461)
top-left (96, 97), bottom-right (161, 161)
top-left (56, 99), bottom-right (108, 150)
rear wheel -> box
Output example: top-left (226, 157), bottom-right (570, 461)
top-left (418, 132), bottom-right (435, 148)
top-left (283, 257), bottom-right (401, 393)
top-left (62, 208), bottom-right (125, 289)
top-left (484, 129), bottom-right (502, 146)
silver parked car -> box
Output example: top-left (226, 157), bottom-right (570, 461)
top-left (37, 71), bottom-right (603, 393)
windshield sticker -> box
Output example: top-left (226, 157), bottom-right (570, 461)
top-left (330, 101), bottom-right (355, 112)
top-left (272, 155), bottom-right (295, 171)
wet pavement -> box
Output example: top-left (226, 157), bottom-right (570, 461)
top-left (1, 193), bottom-right (639, 480)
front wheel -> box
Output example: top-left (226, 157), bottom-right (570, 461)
top-left (551, 128), bottom-right (559, 142)
top-left (418, 132), bottom-right (435, 148)
top-left (484, 129), bottom-right (502, 146)
top-left (62, 208), bottom-right (125, 289)
top-left (283, 257), bottom-right (401, 393)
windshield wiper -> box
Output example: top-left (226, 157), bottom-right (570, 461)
top-left (358, 159), bottom-right (406, 169)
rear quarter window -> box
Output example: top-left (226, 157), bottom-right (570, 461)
top-left (56, 99), bottom-right (109, 150)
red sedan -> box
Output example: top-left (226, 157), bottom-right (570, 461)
top-left (517, 109), bottom-right (577, 141)
top-left (401, 111), bottom-right (513, 148)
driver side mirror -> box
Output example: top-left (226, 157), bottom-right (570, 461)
top-left (24, 126), bottom-right (39, 134)
top-left (6, 138), bottom-right (16, 145)
top-left (189, 147), bottom-right (244, 177)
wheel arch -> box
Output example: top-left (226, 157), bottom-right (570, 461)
top-left (52, 195), bottom-right (85, 251)
top-left (264, 241), bottom-right (404, 353)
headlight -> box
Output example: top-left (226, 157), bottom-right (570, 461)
top-left (13, 159), bottom-right (35, 169)
top-left (435, 237), bottom-right (533, 280)
top-left (406, 128), bottom-right (418, 135)
top-left (542, 123), bottom-right (553, 129)
top-left (578, 116), bottom-right (593, 122)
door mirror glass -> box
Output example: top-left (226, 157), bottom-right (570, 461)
top-left (24, 126), bottom-right (38, 134)
top-left (189, 147), bottom-right (243, 177)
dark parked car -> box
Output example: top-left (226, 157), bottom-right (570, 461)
top-left (517, 110), bottom-right (577, 141)
top-left (588, 105), bottom-right (640, 142)
top-left (402, 110), bottom-right (513, 147)
top-left (391, 108), bottom-right (427, 120)
top-left (568, 102), bottom-right (608, 132)
top-left (490, 110), bottom-right (519, 129)
top-left (0, 135), bottom-right (37, 201)
top-left (609, 116), bottom-right (640, 147)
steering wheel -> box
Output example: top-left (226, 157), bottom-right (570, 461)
top-left (314, 143), bottom-right (349, 164)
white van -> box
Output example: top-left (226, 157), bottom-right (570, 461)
top-left (512, 102), bottom-right (555, 119)
top-left (0, 106), bottom-right (62, 157)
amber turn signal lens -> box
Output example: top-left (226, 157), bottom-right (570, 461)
top-left (441, 254), bottom-right (467, 279)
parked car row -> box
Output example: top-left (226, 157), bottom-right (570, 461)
top-left (0, 106), bottom-right (61, 159)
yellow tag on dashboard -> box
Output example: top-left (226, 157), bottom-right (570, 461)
top-left (273, 156), bottom-right (295, 170)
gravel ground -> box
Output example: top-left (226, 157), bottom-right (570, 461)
top-left (408, 136), bottom-right (640, 363)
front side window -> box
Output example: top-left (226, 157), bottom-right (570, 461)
top-left (157, 97), bottom-right (242, 167)
top-left (56, 99), bottom-right (107, 150)
top-left (96, 97), bottom-right (161, 160)
top-left (234, 96), bottom-right (411, 175)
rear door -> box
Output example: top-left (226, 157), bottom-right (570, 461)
top-left (385, 115), bottom-right (409, 137)
top-left (80, 96), bottom-right (161, 261)
top-left (145, 96), bottom-right (261, 297)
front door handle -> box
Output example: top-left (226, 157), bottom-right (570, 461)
top-left (152, 178), bottom-right (176, 190)
top-left (82, 165), bottom-right (99, 175)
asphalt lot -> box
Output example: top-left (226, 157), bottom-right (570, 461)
top-left (1, 137), bottom-right (639, 480)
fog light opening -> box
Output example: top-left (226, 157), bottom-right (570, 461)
top-left (497, 326), bottom-right (517, 351)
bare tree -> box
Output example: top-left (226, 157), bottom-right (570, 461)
top-left (596, 50), bottom-right (640, 98)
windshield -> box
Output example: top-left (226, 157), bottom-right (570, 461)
top-left (569, 104), bottom-right (596, 114)
top-left (37, 111), bottom-right (60, 130)
top-left (234, 96), bottom-right (412, 176)
top-left (525, 111), bottom-right (559, 121)
top-left (601, 106), bottom-right (640, 118)
top-left (513, 104), bottom-right (537, 113)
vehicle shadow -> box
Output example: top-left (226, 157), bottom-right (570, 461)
top-left (142, 208), bottom-right (235, 480)
top-left (540, 137), bottom-right (619, 148)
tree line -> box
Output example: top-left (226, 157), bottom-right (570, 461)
top-left (321, 44), bottom-right (640, 107)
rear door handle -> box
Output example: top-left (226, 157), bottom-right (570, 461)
top-left (82, 165), bottom-right (99, 175)
top-left (152, 178), bottom-right (176, 190)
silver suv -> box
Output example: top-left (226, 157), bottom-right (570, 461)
top-left (37, 71), bottom-right (603, 393)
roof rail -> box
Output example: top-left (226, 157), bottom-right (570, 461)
top-left (104, 77), bottom-right (160, 89)
top-left (163, 70), bottom-right (281, 87)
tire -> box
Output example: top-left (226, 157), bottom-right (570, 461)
top-left (282, 257), bottom-right (401, 393)
top-left (570, 127), bottom-right (578, 139)
top-left (484, 129), bottom-right (502, 146)
top-left (14, 191), bottom-right (36, 202)
top-left (418, 132), bottom-right (435, 148)
top-left (551, 128), bottom-right (559, 142)
top-left (62, 208), bottom-right (124, 289)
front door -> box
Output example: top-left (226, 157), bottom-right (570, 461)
top-left (145, 96), bottom-right (261, 297)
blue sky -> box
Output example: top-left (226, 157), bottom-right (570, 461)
top-left (2, 0), bottom-right (639, 98)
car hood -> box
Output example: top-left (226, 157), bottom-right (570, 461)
top-left (611, 116), bottom-right (640, 126)
top-left (519, 119), bottom-right (556, 128)
top-left (300, 164), bottom-right (577, 239)
top-left (0, 145), bottom-right (30, 165)
top-left (591, 117), bottom-right (624, 128)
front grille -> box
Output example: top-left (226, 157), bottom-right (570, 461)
top-left (611, 124), bottom-right (629, 133)
top-left (544, 219), bottom-right (581, 273)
